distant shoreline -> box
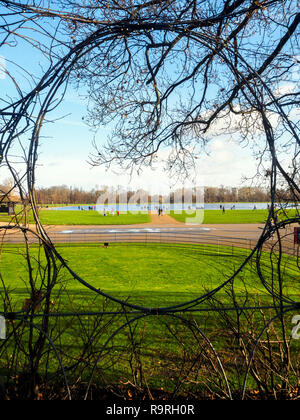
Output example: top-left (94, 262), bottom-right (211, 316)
top-left (39, 201), bottom-right (273, 207)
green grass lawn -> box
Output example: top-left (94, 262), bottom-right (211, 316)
top-left (0, 209), bottom-right (151, 225)
top-left (0, 243), bottom-right (298, 396)
top-left (0, 243), bottom-right (298, 308)
top-left (170, 209), bottom-right (298, 224)
top-left (0, 207), bottom-right (298, 225)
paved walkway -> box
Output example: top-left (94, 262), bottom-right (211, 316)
top-left (0, 218), bottom-right (296, 255)
top-left (0, 220), bottom-right (268, 245)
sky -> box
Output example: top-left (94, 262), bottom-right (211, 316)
top-left (0, 15), bottom-right (297, 194)
top-left (0, 43), bottom-right (261, 193)
top-left (33, 91), bottom-right (259, 192)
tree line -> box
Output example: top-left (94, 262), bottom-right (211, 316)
top-left (34, 185), bottom-right (272, 205)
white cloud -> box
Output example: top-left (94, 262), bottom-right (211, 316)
top-left (35, 136), bottom-right (258, 192)
top-left (273, 83), bottom-right (296, 97)
top-left (198, 138), bottom-right (257, 187)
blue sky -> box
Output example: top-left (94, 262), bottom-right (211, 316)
top-left (1, 16), bottom-right (296, 193)
top-left (0, 40), bottom-right (260, 192)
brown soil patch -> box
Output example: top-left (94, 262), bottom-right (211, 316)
top-left (149, 212), bottom-right (183, 225)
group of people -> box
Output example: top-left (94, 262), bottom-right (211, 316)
top-left (219, 204), bottom-right (272, 212)
top-left (76, 205), bottom-right (122, 216)
top-left (103, 209), bottom-right (120, 217)
top-left (78, 206), bottom-right (96, 211)
top-left (158, 208), bottom-right (164, 217)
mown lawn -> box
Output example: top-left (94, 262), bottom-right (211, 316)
top-left (170, 209), bottom-right (298, 224)
top-left (0, 243), bottom-right (298, 308)
top-left (0, 209), bottom-right (151, 225)
top-left (0, 243), bottom-right (298, 396)
top-left (0, 207), bottom-right (298, 225)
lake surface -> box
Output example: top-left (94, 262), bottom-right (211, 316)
top-left (47, 202), bottom-right (274, 212)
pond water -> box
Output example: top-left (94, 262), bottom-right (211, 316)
top-left (46, 202), bottom-right (275, 212)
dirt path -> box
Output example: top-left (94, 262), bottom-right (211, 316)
top-left (149, 212), bottom-right (182, 225)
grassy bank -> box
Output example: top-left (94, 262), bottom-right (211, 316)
top-left (0, 242), bottom-right (298, 311)
top-left (0, 207), bottom-right (298, 225)
top-left (0, 209), bottom-right (151, 225)
top-left (170, 209), bottom-right (298, 224)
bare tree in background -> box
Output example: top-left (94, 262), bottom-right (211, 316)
top-left (63, 1), bottom-right (300, 186)
top-left (0, 1), bottom-right (299, 187)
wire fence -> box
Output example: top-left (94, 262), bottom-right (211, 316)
top-left (0, 221), bottom-right (299, 400)
top-left (1, 224), bottom-right (298, 256)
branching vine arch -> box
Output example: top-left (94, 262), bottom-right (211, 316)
top-left (0, 0), bottom-right (299, 400)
